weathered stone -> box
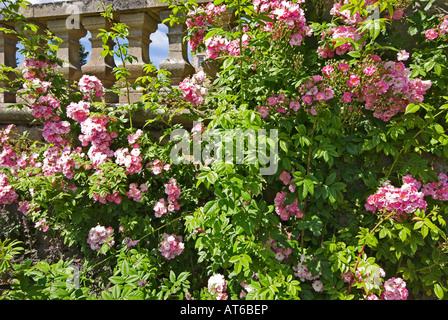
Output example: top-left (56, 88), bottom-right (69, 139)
top-left (47, 18), bottom-right (87, 82)
top-left (81, 15), bottom-right (118, 103)
top-left (158, 9), bottom-right (195, 85)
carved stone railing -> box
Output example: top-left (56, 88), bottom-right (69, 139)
top-left (0, 0), bottom-right (206, 127)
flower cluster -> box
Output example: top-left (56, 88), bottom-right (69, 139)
top-left (380, 277), bottom-right (409, 300)
top-left (263, 237), bottom-right (292, 261)
top-left (253, 0), bottom-right (310, 45)
top-left (274, 191), bottom-right (303, 221)
top-left (86, 225), bottom-right (115, 252)
top-left (298, 74), bottom-right (335, 115)
top-left (258, 94), bottom-right (302, 118)
top-left (204, 34), bottom-right (249, 59)
top-left (425, 15), bottom-right (448, 40)
top-left (42, 120), bottom-right (71, 146)
top-left (115, 147), bottom-right (142, 175)
top-left (178, 70), bottom-right (208, 106)
top-left (154, 179), bottom-right (181, 217)
top-left (29, 94), bottom-right (61, 120)
top-left (126, 183), bottom-right (147, 203)
top-left (93, 190), bottom-right (122, 204)
top-left (66, 101), bottom-right (91, 123)
top-left (292, 255), bottom-right (323, 292)
top-left (42, 146), bottom-right (81, 180)
top-left (147, 158), bottom-right (170, 175)
top-left (318, 25), bottom-right (365, 58)
top-left (365, 174), bottom-right (427, 221)
top-left (115, 129), bottom-right (143, 175)
top-left (186, 3), bottom-right (227, 52)
top-left (0, 173), bottom-right (18, 205)
top-left (342, 264), bottom-right (408, 300)
top-left (303, 56), bottom-right (432, 121)
top-left (78, 75), bottom-right (104, 99)
top-left (422, 173), bottom-right (448, 201)
top-left (35, 218), bottom-right (49, 232)
top-left (0, 125), bottom-right (18, 172)
top-left (208, 274), bottom-right (228, 300)
top-left (158, 233), bottom-right (185, 260)
top-left (79, 114), bottom-right (117, 168)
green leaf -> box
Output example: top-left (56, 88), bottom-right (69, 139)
top-left (399, 229), bottom-right (407, 242)
top-left (405, 103), bottom-right (420, 114)
top-left (434, 283), bottom-right (444, 299)
top-left (347, 51), bottom-right (361, 58)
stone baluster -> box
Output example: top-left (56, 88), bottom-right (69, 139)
top-left (0, 25), bottom-right (18, 103)
top-left (47, 18), bottom-right (86, 82)
top-left (118, 11), bottom-right (158, 103)
top-left (158, 10), bottom-right (195, 86)
top-left (81, 15), bottom-right (118, 103)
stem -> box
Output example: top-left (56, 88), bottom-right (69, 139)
top-left (386, 108), bottom-right (447, 181)
top-left (346, 211), bottom-right (395, 297)
top-left (237, 0), bottom-right (243, 103)
top-left (300, 116), bottom-right (318, 251)
top-left (138, 215), bottom-right (183, 242)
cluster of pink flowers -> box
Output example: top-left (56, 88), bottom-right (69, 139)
top-left (425, 15), bottom-right (448, 40)
top-left (42, 146), bottom-right (81, 180)
top-left (153, 179), bottom-right (181, 217)
top-left (298, 74), bottom-right (335, 115)
top-left (421, 173), bottom-right (448, 201)
top-left (158, 233), bottom-right (185, 260)
top-left (29, 94), bottom-right (61, 120)
top-left (0, 125), bottom-right (18, 172)
top-left (204, 34), bottom-right (250, 59)
top-left (274, 191), bottom-right (303, 221)
top-left (342, 264), bottom-right (408, 300)
top-left (115, 147), bottom-right (142, 175)
top-left (0, 173), bottom-right (18, 205)
top-left (292, 254), bottom-right (323, 292)
top-left (126, 183), bottom-right (147, 203)
top-left (66, 101), bottom-right (90, 123)
top-left (22, 58), bottom-right (57, 82)
top-left (42, 120), bottom-right (71, 146)
top-left (263, 237), bottom-right (292, 261)
top-left (78, 75), bottom-right (104, 99)
top-left (186, 3), bottom-right (227, 52)
top-left (329, 0), bottom-right (363, 25)
top-left (253, 0), bottom-right (310, 46)
top-left (257, 94), bottom-right (302, 119)
top-left (86, 225), bottom-right (115, 252)
top-left (330, 0), bottom-right (404, 25)
top-left (34, 218), bottom-right (49, 232)
top-left (93, 190), bottom-right (122, 205)
top-left (178, 70), bottom-right (208, 107)
top-left (147, 158), bottom-right (170, 175)
top-left (79, 114), bottom-right (117, 168)
top-left (208, 273), bottom-right (228, 300)
top-left (380, 277), bottom-right (409, 300)
top-left (365, 174), bottom-right (427, 221)
top-left (304, 56), bottom-right (432, 121)
top-left (115, 129), bottom-right (143, 175)
top-left (318, 25), bottom-right (365, 58)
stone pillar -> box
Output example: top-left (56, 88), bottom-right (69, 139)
top-left (81, 15), bottom-right (118, 103)
top-left (47, 18), bottom-right (86, 82)
top-left (0, 27), bottom-right (18, 103)
top-left (118, 11), bottom-right (158, 103)
top-left (158, 10), bottom-right (195, 86)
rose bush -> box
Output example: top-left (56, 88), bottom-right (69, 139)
top-left (1, 0), bottom-right (448, 301)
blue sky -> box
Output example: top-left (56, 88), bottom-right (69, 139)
top-left (19, 0), bottom-right (173, 68)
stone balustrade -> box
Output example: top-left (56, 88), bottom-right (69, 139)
top-left (0, 0), bottom-right (207, 126)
